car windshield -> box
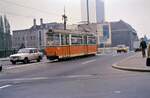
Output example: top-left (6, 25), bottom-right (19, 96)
top-left (18, 49), bottom-right (30, 53)
top-left (118, 46), bottom-right (123, 48)
top-left (118, 45), bottom-right (125, 48)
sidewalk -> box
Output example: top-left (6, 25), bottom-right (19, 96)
top-left (0, 57), bottom-right (9, 61)
top-left (112, 52), bottom-right (150, 72)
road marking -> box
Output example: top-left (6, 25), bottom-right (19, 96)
top-left (0, 77), bottom-right (49, 82)
top-left (6, 62), bottom-right (43, 69)
top-left (65, 75), bottom-right (94, 78)
top-left (0, 75), bottom-right (95, 83)
top-left (0, 85), bottom-right (12, 89)
top-left (81, 59), bottom-right (96, 65)
top-left (114, 91), bottom-right (121, 94)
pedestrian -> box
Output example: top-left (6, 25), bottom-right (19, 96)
top-left (0, 65), bottom-right (2, 72)
top-left (140, 38), bottom-right (147, 58)
top-left (146, 44), bottom-right (150, 66)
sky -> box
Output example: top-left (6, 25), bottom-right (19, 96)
top-left (0, 0), bottom-right (150, 38)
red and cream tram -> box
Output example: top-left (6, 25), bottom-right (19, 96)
top-left (44, 29), bottom-right (97, 60)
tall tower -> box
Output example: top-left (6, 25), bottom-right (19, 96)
top-left (96, 0), bottom-right (105, 23)
top-left (81, 0), bottom-right (105, 23)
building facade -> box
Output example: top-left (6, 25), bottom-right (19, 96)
top-left (98, 22), bottom-right (111, 47)
top-left (81, 0), bottom-right (105, 23)
top-left (96, 0), bottom-right (105, 23)
top-left (12, 19), bottom-right (64, 49)
top-left (110, 20), bottom-right (139, 50)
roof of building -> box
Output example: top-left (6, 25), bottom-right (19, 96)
top-left (13, 22), bottom-right (64, 33)
top-left (78, 23), bottom-right (97, 33)
top-left (110, 20), bottom-right (136, 33)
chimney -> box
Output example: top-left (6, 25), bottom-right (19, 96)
top-left (40, 18), bottom-right (43, 25)
top-left (33, 18), bottom-right (36, 26)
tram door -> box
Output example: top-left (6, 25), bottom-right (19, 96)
top-left (61, 34), bottom-right (70, 58)
top-left (84, 35), bottom-right (88, 55)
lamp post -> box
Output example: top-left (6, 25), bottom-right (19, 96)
top-left (62, 7), bottom-right (67, 30)
top-left (86, 0), bottom-right (90, 24)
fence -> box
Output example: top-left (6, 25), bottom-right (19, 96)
top-left (0, 49), bottom-right (17, 58)
top-left (98, 47), bottom-right (130, 54)
top-left (98, 47), bottom-right (117, 54)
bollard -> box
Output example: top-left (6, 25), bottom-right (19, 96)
top-left (0, 65), bottom-right (2, 72)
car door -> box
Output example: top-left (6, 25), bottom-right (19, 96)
top-left (32, 49), bottom-right (39, 60)
top-left (33, 49), bottom-right (39, 60)
top-left (29, 49), bottom-right (35, 60)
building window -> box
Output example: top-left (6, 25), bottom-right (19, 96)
top-left (39, 31), bottom-right (42, 45)
top-left (33, 36), bottom-right (36, 40)
top-left (103, 25), bottom-right (110, 39)
top-left (23, 37), bottom-right (24, 41)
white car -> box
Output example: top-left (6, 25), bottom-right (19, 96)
top-left (10, 48), bottom-right (43, 64)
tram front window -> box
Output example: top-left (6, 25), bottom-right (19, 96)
top-left (61, 34), bottom-right (69, 45)
top-left (47, 33), bottom-right (60, 46)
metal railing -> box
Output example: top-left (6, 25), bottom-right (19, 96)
top-left (0, 49), bottom-right (17, 58)
top-left (98, 47), bottom-right (130, 54)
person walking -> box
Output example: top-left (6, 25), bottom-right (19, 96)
top-left (140, 38), bottom-right (147, 58)
top-left (146, 44), bottom-right (150, 66)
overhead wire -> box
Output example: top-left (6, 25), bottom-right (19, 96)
top-left (0, 10), bottom-right (36, 19)
top-left (0, 0), bottom-right (82, 24)
top-left (0, 0), bottom-right (60, 17)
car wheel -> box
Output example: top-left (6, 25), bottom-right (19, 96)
top-left (11, 61), bottom-right (16, 65)
top-left (24, 58), bottom-right (29, 64)
top-left (37, 56), bottom-right (41, 62)
top-left (117, 51), bottom-right (120, 53)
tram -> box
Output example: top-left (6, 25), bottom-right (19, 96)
top-left (44, 29), bottom-right (97, 60)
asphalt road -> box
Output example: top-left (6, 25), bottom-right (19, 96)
top-left (1, 52), bottom-right (150, 98)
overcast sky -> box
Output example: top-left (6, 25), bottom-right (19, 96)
top-left (0, 0), bottom-right (150, 38)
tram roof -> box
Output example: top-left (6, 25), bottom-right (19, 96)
top-left (47, 29), bottom-right (95, 35)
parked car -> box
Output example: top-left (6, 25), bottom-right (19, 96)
top-left (116, 45), bottom-right (129, 53)
top-left (10, 48), bottom-right (43, 64)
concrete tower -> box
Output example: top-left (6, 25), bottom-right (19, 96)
top-left (81, 0), bottom-right (105, 23)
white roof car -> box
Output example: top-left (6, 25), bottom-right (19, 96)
top-left (10, 48), bottom-right (43, 64)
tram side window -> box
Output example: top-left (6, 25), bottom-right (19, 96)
top-left (88, 36), bottom-right (96, 44)
top-left (47, 33), bottom-right (60, 46)
top-left (61, 34), bottom-right (69, 45)
top-left (71, 35), bottom-right (83, 45)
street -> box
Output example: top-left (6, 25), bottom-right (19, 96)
top-left (0, 52), bottom-right (150, 98)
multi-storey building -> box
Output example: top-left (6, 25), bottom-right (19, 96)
top-left (81, 0), bottom-right (105, 23)
top-left (98, 22), bottom-right (111, 47)
top-left (96, 0), bottom-right (105, 23)
top-left (12, 19), bottom-right (64, 49)
top-left (110, 20), bottom-right (139, 50)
